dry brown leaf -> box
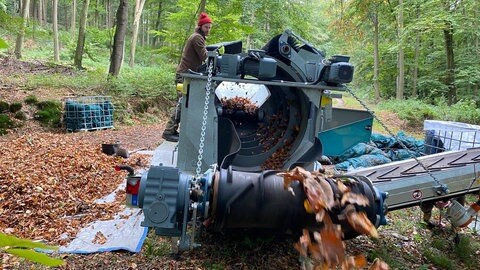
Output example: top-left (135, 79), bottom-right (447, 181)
top-left (314, 222), bottom-right (345, 267)
top-left (294, 229), bottom-right (311, 257)
top-left (344, 205), bottom-right (378, 238)
top-left (369, 258), bottom-right (391, 270)
top-left (341, 254), bottom-right (368, 270)
top-left (93, 231), bottom-right (107, 245)
top-left (336, 180), bottom-right (350, 194)
top-left (0, 132), bottom-right (150, 245)
top-left (298, 169), bottom-right (336, 212)
top-left (283, 166), bottom-right (389, 269)
top-left (341, 191), bottom-right (370, 207)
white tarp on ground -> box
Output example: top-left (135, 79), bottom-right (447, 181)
top-left (56, 149), bottom-right (167, 254)
top-left (57, 180), bottom-right (148, 254)
top-left (56, 163), bottom-right (152, 254)
top-left (59, 207), bottom-right (148, 253)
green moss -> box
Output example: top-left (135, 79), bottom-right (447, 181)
top-left (14, 111), bottom-right (27, 120)
top-left (0, 114), bottom-right (14, 135)
top-left (0, 100), bottom-right (9, 112)
top-left (24, 95), bottom-right (39, 105)
top-left (0, 114), bottom-right (13, 128)
top-left (9, 102), bottom-right (22, 113)
top-left (35, 100), bottom-right (62, 127)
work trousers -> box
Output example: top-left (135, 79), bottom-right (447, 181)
top-left (163, 74), bottom-right (184, 135)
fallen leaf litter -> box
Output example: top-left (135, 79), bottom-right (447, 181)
top-left (0, 132), bottom-right (149, 245)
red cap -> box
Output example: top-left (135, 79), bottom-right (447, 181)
top-left (198, 12), bottom-right (213, 26)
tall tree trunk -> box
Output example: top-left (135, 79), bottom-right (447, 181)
top-left (106, 0), bottom-right (113, 28)
top-left (141, 11), bottom-right (147, 47)
top-left (34, 0), bottom-right (39, 22)
top-left (396, 0), bottom-right (405, 100)
top-left (18, 0), bottom-right (22, 15)
top-left (63, 1), bottom-right (68, 30)
top-left (152, 0), bottom-right (163, 47)
top-left (412, 32), bottom-right (420, 98)
top-left (443, 0), bottom-right (458, 105)
top-left (444, 19), bottom-right (456, 105)
top-left (30, 0), bottom-right (34, 21)
top-left (199, 0), bottom-right (206, 12)
top-left (128, 0), bottom-right (145, 67)
top-left (129, 0), bottom-right (146, 67)
top-left (372, 6), bottom-right (380, 100)
top-left (412, 5), bottom-right (420, 98)
top-left (246, 10), bottom-right (255, 50)
top-left (71, 0), bottom-right (76, 36)
top-left (31, 0), bottom-right (36, 40)
top-left (74, 0), bottom-right (90, 69)
top-left (42, 0), bottom-right (46, 22)
top-left (475, 1), bottom-right (479, 97)
top-left (33, 0), bottom-right (37, 22)
top-left (14, 0), bottom-right (30, 59)
top-left (105, 0), bottom-right (109, 27)
top-left (52, 0), bottom-right (60, 62)
top-left (109, 0), bottom-right (128, 76)
top-left (94, 0), bottom-right (99, 27)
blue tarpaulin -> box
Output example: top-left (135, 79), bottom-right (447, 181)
top-left (64, 100), bottom-right (114, 131)
top-left (332, 132), bottom-right (425, 171)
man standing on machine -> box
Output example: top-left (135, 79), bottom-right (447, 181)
top-left (162, 12), bottom-right (213, 142)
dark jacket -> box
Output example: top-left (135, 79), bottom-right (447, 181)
top-left (176, 29), bottom-right (208, 74)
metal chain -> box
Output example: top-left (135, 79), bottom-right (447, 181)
top-left (194, 60), bottom-right (214, 182)
top-left (344, 87), bottom-right (449, 195)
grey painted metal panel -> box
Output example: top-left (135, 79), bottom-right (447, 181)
top-left (177, 77), bottom-right (218, 174)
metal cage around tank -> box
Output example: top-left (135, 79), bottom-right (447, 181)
top-left (424, 120), bottom-right (480, 154)
top-left (63, 96), bottom-right (114, 132)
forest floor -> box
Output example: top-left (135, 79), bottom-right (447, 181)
top-left (1, 56), bottom-right (479, 270)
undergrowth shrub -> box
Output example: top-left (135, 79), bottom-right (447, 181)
top-left (24, 70), bottom-right (107, 92)
top-left (35, 100), bottom-right (62, 127)
top-left (422, 246), bottom-right (454, 269)
top-left (378, 99), bottom-right (438, 129)
top-left (14, 111), bottom-right (27, 120)
top-left (444, 100), bottom-right (480, 124)
top-left (0, 114), bottom-right (13, 135)
top-left (0, 100), bottom-right (9, 112)
top-left (9, 102), bottom-right (22, 113)
top-left (379, 98), bottom-right (480, 127)
top-left (106, 65), bottom-right (176, 98)
top-left (24, 95), bottom-right (39, 104)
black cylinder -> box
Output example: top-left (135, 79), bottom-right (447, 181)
top-left (210, 167), bottom-right (378, 239)
top-left (211, 167), bottom-right (312, 232)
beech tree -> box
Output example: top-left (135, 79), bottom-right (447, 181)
top-left (52, 0), bottom-right (59, 62)
top-left (70, 0), bottom-right (76, 36)
top-left (128, 0), bottom-right (145, 67)
top-left (74, 0), bottom-right (89, 69)
top-left (108, 0), bottom-right (128, 76)
top-left (14, 0), bottom-right (30, 59)
top-left (396, 0), bottom-right (405, 100)
top-left (443, 0), bottom-right (457, 105)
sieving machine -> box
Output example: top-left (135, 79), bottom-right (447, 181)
top-left (121, 30), bottom-right (480, 250)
